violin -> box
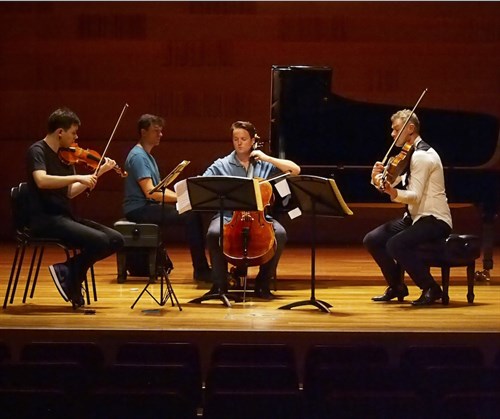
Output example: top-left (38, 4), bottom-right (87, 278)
top-left (380, 142), bottom-right (414, 185)
top-left (58, 142), bottom-right (128, 178)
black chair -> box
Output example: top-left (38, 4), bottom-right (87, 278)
top-left (115, 342), bottom-right (202, 403)
top-left (416, 234), bottom-right (481, 304)
top-left (20, 341), bottom-right (105, 377)
top-left (210, 343), bottom-right (296, 367)
top-left (0, 388), bottom-right (72, 419)
top-left (204, 343), bottom-right (302, 419)
top-left (399, 345), bottom-right (484, 370)
top-left (0, 343), bottom-right (10, 364)
top-left (3, 182), bottom-right (96, 309)
top-left (204, 364), bottom-right (303, 419)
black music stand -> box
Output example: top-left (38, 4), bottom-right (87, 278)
top-left (278, 175), bottom-right (353, 313)
top-left (130, 161), bottom-right (190, 310)
top-left (175, 176), bottom-right (263, 307)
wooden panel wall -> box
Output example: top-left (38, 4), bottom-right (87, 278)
top-left (0, 2), bottom-right (498, 242)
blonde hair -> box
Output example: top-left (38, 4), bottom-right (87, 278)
top-left (391, 109), bottom-right (420, 132)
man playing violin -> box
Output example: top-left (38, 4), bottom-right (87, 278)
top-left (363, 109), bottom-right (452, 306)
top-left (204, 121), bottom-right (301, 299)
top-left (123, 114), bottom-right (212, 282)
top-left (26, 107), bottom-right (124, 308)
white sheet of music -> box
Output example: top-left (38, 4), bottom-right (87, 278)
top-left (174, 179), bottom-right (192, 214)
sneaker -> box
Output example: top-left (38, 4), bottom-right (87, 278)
top-left (71, 287), bottom-right (85, 309)
top-left (48, 263), bottom-right (71, 302)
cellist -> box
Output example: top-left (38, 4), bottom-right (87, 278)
top-left (363, 109), bottom-right (452, 306)
top-left (203, 121), bottom-right (300, 299)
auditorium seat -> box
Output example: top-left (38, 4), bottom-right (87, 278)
top-left (93, 363), bottom-right (199, 417)
top-left (87, 389), bottom-right (196, 419)
top-left (440, 391), bottom-right (500, 418)
top-left (418, 365), bottom-right (500, 412)
top-left (0, 343), bottom-right (10, 364)
top-left (20, 342), bottom-right (105, 376)
top-left (399, 345), bottom-right (484, 370)
top-left (210, 343), bottom-right (296, 367)
top-left (204, 364), bottom-right (303, 419)
top-left (115, 342), bottom-right (202, 403)
top-left (0, 388), bottom-right (71, 419)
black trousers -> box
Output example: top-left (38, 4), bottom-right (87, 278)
top-left (206, 215), bottom-right (287, 289)
top-left (31, 215), bottom-right (124, 285)
top-left (126, 202), bottom-right (210, 272)
top-left (363, 215), bottom-right (451, 290)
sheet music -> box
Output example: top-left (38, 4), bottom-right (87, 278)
top-left (150, 160), bottom-right (191, 194)
top-left (174, 178), bottom-right (192, 214)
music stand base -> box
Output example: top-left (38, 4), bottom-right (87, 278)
top-left (278, 298), bottom-right (332, 313)
top-left (131, 268), bottom-right (182, 311)
top-left (189, 292), bottom-right (242, 307)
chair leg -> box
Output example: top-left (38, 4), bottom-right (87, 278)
top-left (441, 266), bottom-right (450, 305)
top-left (9, 245), bottom-right (27, 305)
top-left (29, 246), bottom-right (45, 299)
top-left (90, 265), bottom-right (97, 302)
top-left (467, 263), bottom-right (475, 303)
top-left (3, 244), bottom-right (22, 309)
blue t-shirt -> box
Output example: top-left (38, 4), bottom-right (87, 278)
top-left (203, 150), bottom-right (279, 179)
top-left (202, 150), bottom-right (281, 219)
top-left (123, 145), bottom-right (161, 215)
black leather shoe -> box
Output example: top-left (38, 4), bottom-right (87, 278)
top-left (194, 267), bottom-right (212, 283)
top-left (204, 284), bottom-right (227, 296)
top-left (254, 286), bottom-right (275, 300)
top-left (412, 286), bottom-right (443, 306)
top-left (372, 284), bottom-right (409, 302)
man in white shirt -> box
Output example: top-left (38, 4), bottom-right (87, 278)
top-left (363, 110), bottom-right (452, 306)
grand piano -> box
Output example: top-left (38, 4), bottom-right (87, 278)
top-left (270, 65), bottom-right (500, 279)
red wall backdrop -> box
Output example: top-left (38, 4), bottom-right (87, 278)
top-left (0, 2), bottom-right (498, 243)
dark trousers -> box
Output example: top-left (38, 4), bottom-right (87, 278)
top-left (363, 215), bottom-right (451, 290)
top-left (206, 215), bottom-right (287, 289)
top-left (126, 203), bottom-right (210, 271)
top-left (31, 215), bottom-right (124, 285)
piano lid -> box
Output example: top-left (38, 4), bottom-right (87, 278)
top-left (270, 65), bottom-right (500, 170)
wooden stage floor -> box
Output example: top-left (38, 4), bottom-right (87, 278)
top-left (1, 243), bottom-right (499, 369)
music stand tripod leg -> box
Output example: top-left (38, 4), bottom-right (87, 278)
top-left (131, 185), bottom-right (182, 311)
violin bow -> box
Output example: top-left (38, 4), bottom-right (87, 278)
top-left (94, 103), bottom-right (129, 176)
top-left (381, 88), bottom-right (428, 165)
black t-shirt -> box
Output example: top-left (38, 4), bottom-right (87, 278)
top-left (26, 140), bottom-right (74, 217)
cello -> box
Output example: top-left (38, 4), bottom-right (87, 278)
top-left (222, 141), bottom-right (277, 268)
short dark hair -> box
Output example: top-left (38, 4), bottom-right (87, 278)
top-left (230, 121), bottom-right (258, 139)
top-left (47, 108), bottom-right (81, 133)
top-left (137, 114), bottom-right (165, 135)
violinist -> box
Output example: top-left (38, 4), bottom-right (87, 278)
top-left (26, 107), bottom-right (124, 308)
top-left (363, 109), bottom-right (452, 306)
top-left (204, 121), bottom-right (300, 299)
top-left (123, 114), bottom-right (212, 282)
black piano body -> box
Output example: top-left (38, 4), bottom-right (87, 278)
top-left (270, 65), bottom-right (500, 279)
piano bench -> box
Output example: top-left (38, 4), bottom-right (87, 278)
top-left (415, 234), bottom-right (481, 305)
top-left (113, 220), bottom-right (161, 284)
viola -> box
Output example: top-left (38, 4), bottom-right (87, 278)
top-left (223, 177), bottom-right (277, 267)
top-left (58, 142), bottom-right (127, 178)
top-left (381, 142), bottom-right (414, 185)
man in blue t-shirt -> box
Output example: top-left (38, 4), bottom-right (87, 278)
top-left (203, 121), bottom-right (301, 299)
top-left (123, 114), bottom-right (211, 281)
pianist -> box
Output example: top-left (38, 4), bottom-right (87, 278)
top-left (363, 109), bottom-right (452, 306)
